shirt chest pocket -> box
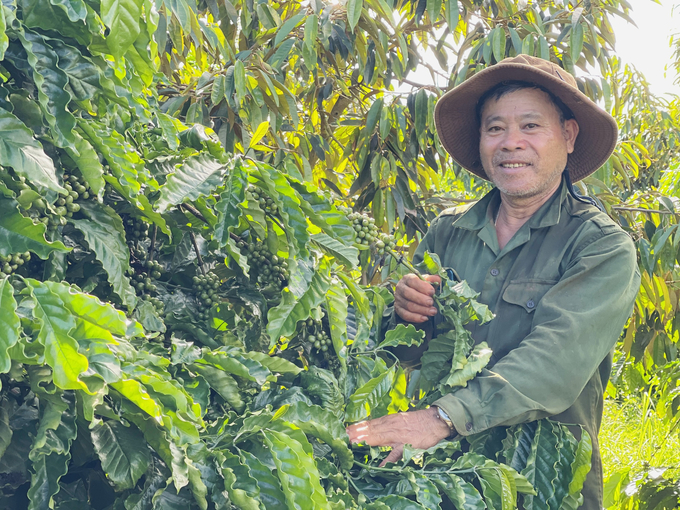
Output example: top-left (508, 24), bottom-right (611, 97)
top-left (488, 279), bottom-right (558, 360)
top-left (501, 279), bottom-right (557, 313)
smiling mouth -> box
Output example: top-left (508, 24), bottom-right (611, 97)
top-left (500, 163), bottom-right (531, 168)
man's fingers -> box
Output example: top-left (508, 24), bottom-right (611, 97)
top-left (379, 444), bottom-right (404, 467)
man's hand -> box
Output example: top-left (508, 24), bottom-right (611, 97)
top-left (394, 274), bottom-right (442, 323)
top-left (346, 408), bottom-right (451, 466)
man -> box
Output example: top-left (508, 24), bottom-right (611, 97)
top-left (346, 55), bottom-right (641, 510)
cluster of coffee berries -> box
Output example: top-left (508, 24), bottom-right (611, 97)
top-left (63, 172), bottom-right (93, 201)
top-left (243, 240), bottom-right (289, 288)
top-left (0, 252), bottom-right (30, 277)
top-left (374, 233), bottom-right (397, 255)
top-left (246, 185), bottom-right (278, 215)
top-left (193, 272), bottom-right (221, 320)
top-left (141, 294), bottom-right (165, 315)
top-left (125, 217), bottom-right (150, 241)
top-left (300, 317), bottom-right (332, 352)
top-left (338, 207), bottom-right (380, 246)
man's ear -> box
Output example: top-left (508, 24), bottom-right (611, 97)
top-left (564, 119), bottom-right (579, 154)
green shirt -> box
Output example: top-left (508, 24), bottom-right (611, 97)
top-left (413, 180), bottom-right (640, 510)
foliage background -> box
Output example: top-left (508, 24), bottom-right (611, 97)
top-left (0, 0), bottom-right (678, 506)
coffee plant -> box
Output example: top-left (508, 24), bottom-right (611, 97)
top-left (0, 0), bottom-right (676, 504)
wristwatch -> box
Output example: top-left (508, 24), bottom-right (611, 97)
top-left (433, 405), bottom-right (456, 437)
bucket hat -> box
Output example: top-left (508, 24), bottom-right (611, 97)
top-left (434, 55), bottom-right (618, 182)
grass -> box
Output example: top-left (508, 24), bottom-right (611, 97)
top-left (600, 394), bottom-right (680, 483)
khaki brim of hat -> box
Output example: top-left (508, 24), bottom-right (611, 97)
top-left (434, 55), bottom-right (618, 183)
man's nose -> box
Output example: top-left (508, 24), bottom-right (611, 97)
top-left (500, 126), bottom-right (526, 151)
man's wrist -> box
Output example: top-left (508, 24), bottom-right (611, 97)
top-left (431, 405), bottom-right (456, 438)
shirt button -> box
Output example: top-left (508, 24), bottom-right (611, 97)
top-left (490, 268), bottom-right (499, 276)
top-left (465, 422), bottom-right (473, 431)
top-left (526, 299), bottom-right (535, 309)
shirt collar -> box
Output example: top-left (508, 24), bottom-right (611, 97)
top-left (452, 177), bottom-right (567, 232)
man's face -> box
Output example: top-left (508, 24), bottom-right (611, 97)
top-left (479, 88), bottom-right (579, 198)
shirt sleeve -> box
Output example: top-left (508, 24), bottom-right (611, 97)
top-left (433, 226), bottom-right (641, 436)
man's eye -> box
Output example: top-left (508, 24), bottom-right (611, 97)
top-left (488, 126), bottom-right (502, 132)
top-left (525, 123), bottom-right (538, 129)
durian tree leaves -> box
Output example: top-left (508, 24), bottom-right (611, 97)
top-left (0, 197), bottom-right (70, 258)
top-left (91, 420), bottom-right (150, 491)
top-left (157, 154), bottom-right (227, 212)
top-left (0, 109), bottom-right (64, 193)
top-left (0, 278), bottom-right (20, 374)
top-left (70, 201), bottom-right (136, 309)
top-left (25, 279), bottom-right (89, 391)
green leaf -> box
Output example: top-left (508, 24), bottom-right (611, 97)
top-left (492, 26), bottom-right (506, 62)
top-left (267, 269), bottom-right (330, 344)
top-left (191, 364), bottom-right (245, 413)
top-left (432, 474), bottom-right (485, 510)
top-left (253, 163), bottom-right (310, 261)
top-left (298, 367), bottom-right (344, 419)
top-left (311, 233), bottom-right (358, 268)
top-left (379, 323), bottom-right (425, 349)
top-left (49, 0), bottom-right (87, 21)
top-left (369, 495), bottom-right (426, 509)
top-left (70, 202), bottom-right (136, 309)
top-left (0, 399), bottom-right (12, 459)
top-left (91, 421), bottom-right (150, 491)
top-left (442, 341), bottom-right (492, 389)
top-left (17, 29), bottom-right (77, 149)
top-left (218, 450), bottom-right (262, 510)
top-left (102, 0), bottom-right (142, 58)
top-left (111, 379), bottom-right (164, 423)
top-left (157, 154), bottom-right (226, 212)
top-left (211, 74), bottom-right (226, 105)
top-left (0, 197), bottom-right (69, 259)
top-left (65, 133), bottom-right (105, 196)
top-left (570, 23), bottom-right (584, 64)
top-left (241, 351), bottom-right (302, 376)
top-left (477, 467), bottom-right (516, 510)
top-left (249, 121), bottom-right (269, 149)
top-left (326, 281), bottom-right (349, 369)
top-left (198, 349), bottom-right (271, 385)
top-left (559, 429), bottom-right (592, 510)
top-left (262, 428), bottom-right (330, 510)
top-left (278, 401), bottom-right (353, 469)
top-left (234, 60), bottom-right (247, 103)
top-left (0, 7), bottom-right (7, 61)
top-left (78, 121), bottom-right (143, 201)
top-left (444, 0), bottom-right (459, 32)
top-left (0, 278), bottom-right (20, 374)
top-left (0, 109), bottom-right (64, 193)
top-left (240, 450), bottom-right (287, 508)
top-left (25, 279), bottom-right (89, 391)
top-left (27, 394), bottom-right (77, 510)
top-left (346, 0), bottom-right (362, 31)
top-left (274, 12), bottom-right (305, 47)
top-left (345, 366), bottom-right (394, 422)
top-left (408, 471), bottom-right (442, 509)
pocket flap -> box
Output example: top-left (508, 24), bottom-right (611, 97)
top-left (502, 280), bottom-right (556, 313)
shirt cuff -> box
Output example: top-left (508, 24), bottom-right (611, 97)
top-left (433, 392), bottom-right (488, 437)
